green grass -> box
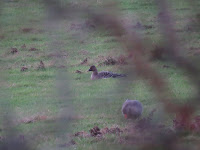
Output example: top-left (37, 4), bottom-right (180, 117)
top-left (0, 0), bottom-right (200, 149)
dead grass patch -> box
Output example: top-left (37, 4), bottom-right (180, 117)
top-left (21, 28), bottom-right (34, 33)
top-left (21, 28), bottom-right (45, 34)
top-left (37, 61), bottom-right (45, 70)
top-left (20, 66), bottom-right (28, 72)
top-left (47, 51), bottom-right (68, 58)
top-left (97, 55), bottom-right (128, 66)
top-left (71, 109), bottom-right (178, 146)
top-left (29, 47), bottom-right (38, 51)
top-left (19, 115), bottom-right (51, 124)
top-left (75, 70), bottom-right (83, 74)
top-left (78, 50), bottom-right (90, 56)
top-left (21, 44), bottom-right (26, 49)
top-left (80, 58), bottom-right (88, 65)
top-left (74, 126), bottom-right (124, 139)
top-left (10, 48), bottom-right (18, 54)
top-left (69, 19), bottom-right (96, 31)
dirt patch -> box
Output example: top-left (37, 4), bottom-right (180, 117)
top-left (173, 115), bottom-right (200, 132)
top-left (21, 28), bottom-right (45, 34)
top-left (21, 28), bottom-right (34, 33)
top-left (10, 48), bottom-right (18, 54)
top-left (21, 44), bottom-right (26, 49)
top-left (47, 52), bottom-right (68, 58)
top-left (78, 50), bottom-right (90, 55)
top-left (144, 25), bottom-right (154, 29)
top-left (75, 70), bottom-right (83, 74)
top-left (135, 109), bottom-right (157, 130)
top-left (20, 66), bottom-right (28, 72)
top-left (98, 55), bottom-right (128, 66)
top-left (163, 65), bottom-right (170, 68)
top-left (29, 47), bottom-right (38, 51)
top-left (19, 115), bottom-right (49, 124)
top-left (37, 61), bottom-right (45, 70)
top-left (74, 131), bottom-right (90, 138)
top-left (80, 58), bottom-right (88, 65)
top-left (117, 55), bottom-right (128, 65)
top-left (72, 110), bottom-right (200, 147)
top-left (70, 19), bottom-right (96, 31)
top-left (90, 126), bottom-right (102, 137)
top-left (98, 56), bottom-right (117, 66)
top-left (74, 126), bottom-right (124, 139)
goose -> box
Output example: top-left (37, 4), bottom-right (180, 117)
top-left (122, 100), bottom-right (143, 119)
top-left (88, 65), bottom-right (126, 80)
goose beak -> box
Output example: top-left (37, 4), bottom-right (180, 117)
top-left (88, 69), bottom-right (92, 72)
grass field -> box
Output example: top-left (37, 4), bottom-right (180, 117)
top-left (0, 0), bottom-right (200, 149)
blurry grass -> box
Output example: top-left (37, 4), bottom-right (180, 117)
top-left (0, 0), bottom-right (200, 149)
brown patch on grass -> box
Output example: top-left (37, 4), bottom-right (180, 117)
top-left (21, 28), bottom-right (33, 33)
top-left (70, 19), bottom-right (96, 31)
top-left (173, 114), bottom-right (200, 133)
top-left (74, 131), bottom-right (90, 138)
top-left (84, 19), bottom-right (96, 29)
top-left (47, 60), bottom-right (67, 68)
top-left (74, 126), bottom-right (124, 139)
top-left (29, 47), bottom-right (38, 51)
top-left (135, 109), bottom-right (157, 130)
top-left (117, 54), bottom-right (128, 65)
top-left (37, 61), bottom-right (45, 70)
top-left (47, 52), bottom-right (68, 58)
top-left (11, 48), bottom-right (18, 54)
top-left (75, 70), bottom-right (83, 74)
top-left (70, 23), bottom-right (83, 30)
top-left (20, 66), bottom-right (28, 72)
top-left (163, 65), bottom-right (170, 68)
top-left (21, 44), bottom-right (26, 49)
top-left (90, 126), bottom-right (102, 137)
top-left (104, 38), bottom-right (118, 43)
top-left (100, 127), bottom-right (123, 135)
top-left (21, 28), bottom-right (44, 34)
top-left (144, 25), bottom-right (154, 29)
top-left (78, 50), bottom-right (90, 55)
top-left (80, 58), bottom-right (88, 65)
top-left (98, 56), bottom-right (117, 66)
top-left (117, 110), bottom-right (175, 146)
top-left (19, 115), bottom-right (49, 124)
top-left (150, 45), bottom-right (165, 60)
top-left (98, 55), bottom-right (128, 66)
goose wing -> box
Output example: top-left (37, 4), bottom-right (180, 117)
top-left (98, 71), bottom-right (114, 78)
top-left (98, 71), bottom-right (126, 78)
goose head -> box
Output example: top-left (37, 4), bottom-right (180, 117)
top-left (88, 65), bottom-right (97, 72)
top-left (122, 99), bottom-right (143, 119)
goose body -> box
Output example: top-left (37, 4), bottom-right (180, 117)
top-left (88, 65), bottom-right (126, 80)
top-left (122, 100), bottom-right (143, 119)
